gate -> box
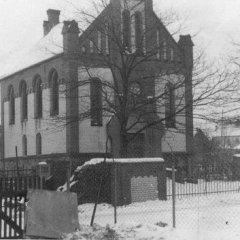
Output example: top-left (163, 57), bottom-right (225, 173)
top-left (0, 190), bottom-right (27, 239)
top-left (0, 174), bottom-right (46, 239)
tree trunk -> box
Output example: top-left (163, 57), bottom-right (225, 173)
top-left (119, 132), bottom-right (128, 158)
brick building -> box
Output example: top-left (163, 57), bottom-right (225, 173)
top-left (0, 0), bottom-right (194, 178)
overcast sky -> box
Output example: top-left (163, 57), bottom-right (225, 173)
top-left (0, 0), bottom-right (240, 64)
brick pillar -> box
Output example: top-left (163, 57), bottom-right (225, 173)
top-left (62, 21), bottom-right (80, 154)
top-left (178, 35), bottom-right (194, 176)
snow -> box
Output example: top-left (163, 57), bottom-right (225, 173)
top-left (38, 161), bottom-right (47, 165)
top-left (57, 180), bottom-right (79, 192)
top-left (65, 193), bottom-right (240, 240)
top-left (234, 145), bottom-right (240, 150)
top-left (0, 23), bottom-right (64, 79)
top-left (166, 168), bottom-right (176, 172)
top-left (234, 154), bottom-right (240, 158)
top-left (75, 157), bottom-right (164, 173)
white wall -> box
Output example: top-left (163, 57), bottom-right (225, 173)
top-left (4, 85), bottom-right (66, 158)
top-left (78, 67), bottom-right (113, 153)
top-left (155, 74), bottom-right (187, 152)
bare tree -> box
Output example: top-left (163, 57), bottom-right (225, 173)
top-left (50, 0), bottom-right (236, 158)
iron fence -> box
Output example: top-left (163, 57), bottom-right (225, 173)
top-left (0, 169), bottom-right (36, 178)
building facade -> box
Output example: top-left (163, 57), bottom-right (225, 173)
top-left (0, 0), bottom-right (194, 177)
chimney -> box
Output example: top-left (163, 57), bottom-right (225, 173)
top-left (43, 9), bottom-right (61, 36)
top-left (178, 35), bottom-right (194, 70)
top-left (62, 20), bottom-right (80, 54)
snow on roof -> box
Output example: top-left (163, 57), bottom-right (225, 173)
top-left (75, 158), bottom-right (165, 172)
top-left (0, 23), bottom-right (64, 79)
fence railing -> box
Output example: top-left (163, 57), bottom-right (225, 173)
top-left (0, 169), bottom-right (36, 178)
top-left (0, 175), bottom-right (46, 193)
top-left (166, 177), bottom-right (240, 199)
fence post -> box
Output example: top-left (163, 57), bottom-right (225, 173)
top-left (172, 157), bottom-right (176, 228)
top-left (66, 161), bottom-right (70, 192)
top-left (15, 146), bottom-right (19, 177)
top-left (114, 161), bottom-right (117, 224)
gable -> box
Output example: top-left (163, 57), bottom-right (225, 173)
top-left (154, 13), bottom-right (184, 63)
top-left (78, 0), bottom-right (184, 67)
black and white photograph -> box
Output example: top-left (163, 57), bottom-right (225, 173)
top-left (0, 0), bottom-right (240, 239)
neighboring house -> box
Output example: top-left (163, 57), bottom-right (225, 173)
top-left (213, 123), bottom-right (240, 150)
top-left (0, 0), bottom-right (194, 178)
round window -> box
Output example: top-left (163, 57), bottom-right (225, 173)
top-left (130, 82), bottom-right (141, 96)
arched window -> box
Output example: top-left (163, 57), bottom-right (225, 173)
top-left (156, 29), bottom-right (160, 59)
top-left (163, 40), bottom-right (167, 60)
top-left (49, 69), bottom-right (59, 116)
top-left (170, 48), bottom-right (174, 62)
top-left (36, 133), bottom-right (42, 155)
top-left (105, 22), bottom-right (109, 54)
top-left (90, 78), bottom-right (102, 126)
top-left (97, 31), bottom-right (102, 52)
top-left (122, 9), bottom-right (131, 50)
top-left (33, 76), bottom-right (42, 119)
top-left (19, 80), bottom-right (28, 121)
top-left (22, 135), bottom-right (27, 156)
top-left (90, 40), bottom-right (94, 53)
top-left (165, 83), bottom-right (175, 128)
top-left (8, 85), bottom-right (15, 125)
top-left (135, 11), bottom-right (143, 53)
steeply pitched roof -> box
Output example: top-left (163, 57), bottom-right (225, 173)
top-left (0, 23), bottom-right (64, 80)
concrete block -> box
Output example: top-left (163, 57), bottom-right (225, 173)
top-left (25, 189), bottom-right (79, 239)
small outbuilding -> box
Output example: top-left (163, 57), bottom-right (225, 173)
top-left (69, 158), bottom-right (166, 206)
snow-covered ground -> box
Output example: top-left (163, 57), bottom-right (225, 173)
top-left (66, 192), bottom-right (240, 239)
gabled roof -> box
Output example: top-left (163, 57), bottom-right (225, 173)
top-left (0, 23), bottom-right (64, 80)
